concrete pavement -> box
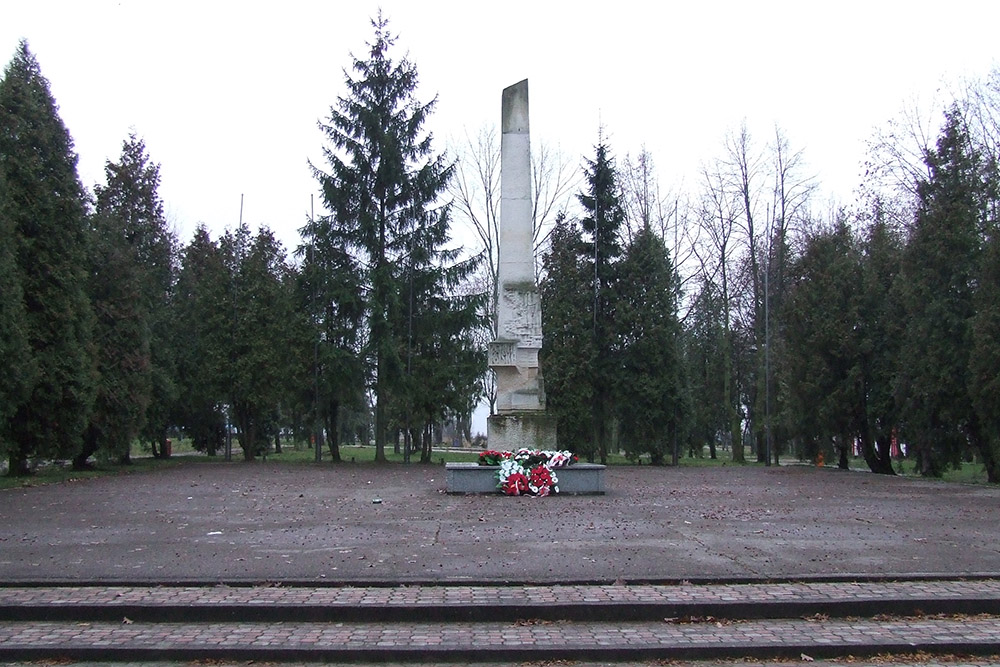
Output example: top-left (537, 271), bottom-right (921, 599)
top-left (2, 460), bottom-right (1000, 663)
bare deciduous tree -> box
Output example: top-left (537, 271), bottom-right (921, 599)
top-left (621, 149), bottom-right (699, 300)
top-left (694, 160), bottom-right (745, 462)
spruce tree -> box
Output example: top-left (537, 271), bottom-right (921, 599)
top-left (855, 206), bottom-right (904, 474)
top-left (616, 225), bottom-right (684, 465)
top-left (577, 140), bottom-right (626, 463)
top-left (682, 277), bottom-right (728, 459)
top-left (396, 211), bottom-right (484, 462)
top-left (540, 214), bottom-right (595, 457)
top-left (313, 14), bottom-right (458, 462)
top-left (0, 41), bottom-right (94, 475)
top-left (76, 208), bottom-right (151, 468)
top-left (968, 190), bottom-right (1000, 483)
top-left (895, 110), bottom-right (986, 476)
top-left (297, 216), bottom-right (365, 462)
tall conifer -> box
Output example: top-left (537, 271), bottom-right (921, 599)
top-left (540, 214), bottom-right (595, 457)
top-left (94, 133), bottom-right (177, 459)
top-left (313, 14), bottom-right (460, 461)
top-left (895, 110), bottom-right (986, 476)
top-left (0, 42), bottom-right (94, 474)
top-left (172, 226), bottom-right (229, 455)
top-left (616, 225), bottom-right (684, 464)
top-left (577, 141), bottom-right (625, 463)
top-left (79, 133), bottom-right (170, 466)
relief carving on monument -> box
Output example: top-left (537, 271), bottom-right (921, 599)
top-left (488, 341), bottom-right (517, 366)
top-left (500, 287), bottom-right (542, 349)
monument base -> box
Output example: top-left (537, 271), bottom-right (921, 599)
top-left (488, 412), bottom-right (558, 451)
top-left (445, 462), bottom-right (605, 494)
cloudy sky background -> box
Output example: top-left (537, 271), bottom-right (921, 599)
top-left (4, 0), bottom-right (999, 255)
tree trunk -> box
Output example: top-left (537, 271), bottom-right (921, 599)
top-left (374, 359), bottom-right (387, 463)
top-left (235, 408), bottom-right (256, 462)
top-left (326, 400), bottom-right (341, 463)
top-left (968, 413), bottom-right (1000, 483)
top-left (73, 425), bottom-right (99, 470)
top-left (419, 423), bottom-right (432, 463)
top-left (7, 450), bottom-right (31, 477)
top-left (983, 445), bottom-right (1000, 484)
top-left (314, 422), bottom-right (326, 461)
top-left (724, 330), bottom-right (743, 463)
top-left (859, 426), bottom-right (896, 475)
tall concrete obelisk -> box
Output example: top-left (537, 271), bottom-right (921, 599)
top-left (488, 79), bottom-right (558, 450)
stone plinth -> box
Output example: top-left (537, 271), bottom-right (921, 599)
top-left (445, 462), bottom-right (606, 495)
top-left (488, 412), bottom-right (557, 451)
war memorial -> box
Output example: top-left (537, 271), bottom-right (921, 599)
top-left (1, 82), bottom-right (999, 665)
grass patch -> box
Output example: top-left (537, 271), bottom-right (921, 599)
top-left (895, 459), bottom-right (989, 484)
top-left (6, 440), bottom-right (992, 489)
top-left (264, 444), bottom-right (482, 465)
top-left (0, 455), bottom-right (191, 491)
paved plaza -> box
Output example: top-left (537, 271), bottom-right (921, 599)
top-left (2, 461), bottom-right (1000, 664)
top-left (1, 460), bottom-right (999, 583)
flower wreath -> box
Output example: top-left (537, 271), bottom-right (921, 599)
top-left (478, 448), bottom-right (577, 496)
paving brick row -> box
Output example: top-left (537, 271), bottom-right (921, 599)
top-left (1, 616), bottom-right (999, 662)
top-left (3, 579), bottom-right (999, 608)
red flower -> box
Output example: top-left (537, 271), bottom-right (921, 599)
top-left (478, 450), bottom-right (504, 466)
top-left (528, 465), bottom-right (554, 496)
top-left (502, 472), bottom-right (530, 496)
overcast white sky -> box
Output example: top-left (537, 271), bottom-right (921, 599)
top-left (3, 1), bottom-right (999, 254)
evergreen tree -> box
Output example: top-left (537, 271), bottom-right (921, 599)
top-left (76, 208), bottom-right (151, 468)
top-left (221, 225), bottom-right (294, 461)
top-left (297, 216), bottom-right (365, 462)
top-left (578, 140), bottom-right (626, 463)
top-left (313, 14), bottom-right (459, 462)
top-left (0, 161), bottom-right (35, 444)
top-left (969, 223), bottom-right (1000, 483)
top-left (540, 214), bottom-right (595, 457)
top-left (781, 220), bottom-right (860, 468)
top-left (682, 277), bottom-right (728, 459)
top-left (615, 225), bottom-right (684, 465)
top-left (93, 133), bottom-right (177, 460)
top-left (396, 214), bottom-right (484, 463)
top-left (0, 41), bottom-right (94, 475)
top-left (172, 226), bottom-right (230, 455)
top-left (77, 133), bottom-right (170, 467)
top-left (855, 205), bottom-right (904, 474)
top-left (895, 110), bottom-right (986, 476)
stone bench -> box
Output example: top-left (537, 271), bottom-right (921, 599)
top-left (445, 462), bottom-right (606, 495)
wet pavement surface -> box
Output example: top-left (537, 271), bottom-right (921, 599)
top-left (1, 460), bottom-right (998, 583)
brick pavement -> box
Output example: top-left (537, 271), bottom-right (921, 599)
top-left (1, 614), bottom-right (999, 662)
top-left (1, 579), bottom-right (1000, 618)
top-left (0, 579), bottom-right (999, 662)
